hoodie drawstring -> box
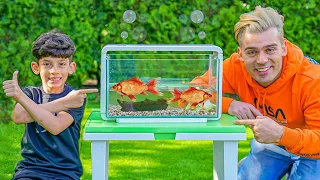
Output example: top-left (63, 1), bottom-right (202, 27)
top-left (261, 91), bottom-right (267, 116)
top-left (256, 91), bottom-right (261, 114)
top-left (256, 90), bottom-right (267, 116)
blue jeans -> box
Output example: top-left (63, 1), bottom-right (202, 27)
top-left (238, 139), bottom-right (320, 180)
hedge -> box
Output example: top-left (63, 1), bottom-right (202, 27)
top-left (1, 0), bottom-right (319, 122)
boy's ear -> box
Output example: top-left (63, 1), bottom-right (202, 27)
top-left (31, 62), bottom-right (40, 75)
top-left (69, 62), bottom-right (76, 75)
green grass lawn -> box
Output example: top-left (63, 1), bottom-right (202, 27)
top-left (0, 100), bottom-right (253, 180)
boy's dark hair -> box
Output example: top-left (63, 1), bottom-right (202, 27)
top-left (32, 29), bottom-right (76, 62)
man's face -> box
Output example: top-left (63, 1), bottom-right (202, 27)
top-left (238, 27), bottom-right (287, 87)
top-left (32, 57), bottom-right (75, 93)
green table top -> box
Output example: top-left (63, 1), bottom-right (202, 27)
top-left (85, 110), bottom-right (245, 134)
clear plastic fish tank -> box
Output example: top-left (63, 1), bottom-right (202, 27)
top-left (100, 45), bottom-right (223, 122)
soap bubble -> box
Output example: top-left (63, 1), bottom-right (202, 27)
top-left (198, 31), bottom-right (206, 39)
top-left (123, 10), bottom-right (136, 23)
top-left (132, 26), bottom-right (147, 42)
top-left (138, 13), bottom-right (148, 23)
top-left (179, 14), bottom-right (188, 24)
top-left (121, 31), bottom-right (128, 39)
top-left (190, 10), bottom-right (204, 23)
top-left (180, 27), bottom-right (195, 41)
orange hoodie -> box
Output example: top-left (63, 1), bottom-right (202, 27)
top-left (192, 40), bottom-right (320, 159)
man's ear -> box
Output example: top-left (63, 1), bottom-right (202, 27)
top-left (31, 62), bottom-right (40, 75)
top-left (69, 62), bottom-right (76, 75)
top-left (281, 41), bottom-right (287, 56)
top-left (237, 46), bottom-right (244, 61)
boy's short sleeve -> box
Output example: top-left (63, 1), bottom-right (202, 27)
top-left (65, 99), bottom-right (86, 125)
top-left (22, 88), bottom-right (32, 99)
top-left (22, 87), bottom-right (42, 104)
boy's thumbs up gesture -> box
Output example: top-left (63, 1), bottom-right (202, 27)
top-left (2, 70), bottom-right (99, 109)
top-left (2, 71), bottom-right (23, 101)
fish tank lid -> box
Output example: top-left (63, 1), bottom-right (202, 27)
top-left (102, 44), bottom-right (222, 54)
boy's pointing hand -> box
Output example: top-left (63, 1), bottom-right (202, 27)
top-left (2, 71), bottom-right (23, 100)
top-left (64, 88), bottom-right (99, 109)
top-left (78, 89), bottom-right (99, 94)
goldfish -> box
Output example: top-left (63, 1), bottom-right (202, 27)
top-left (189, 71), bottom-right (216, 88)
top-left (167, 87), bottom-right (212, 109)
top-left (112, 77), bottom-right (163, 101)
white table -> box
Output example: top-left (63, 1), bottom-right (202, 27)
top-left (84, 111), bottom-right (246, 180)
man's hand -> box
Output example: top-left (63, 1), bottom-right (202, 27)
top-left (63, 89), bottom-right (99, 109)
top-left (228, 100), bottom-right (262, 119)
top-left (234, 116), bottom-right (284, 143)
top-left (2, 71), bottom-right (23, 101)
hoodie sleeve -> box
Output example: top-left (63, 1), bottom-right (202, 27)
top-left (278, 80), bottom-right (320, 159)
top-left (222, 57), bottom-right (237, 113)
top-left (189, 70), bottom-right (234, 113)
top-left (189, 54), bottom-right (240, 113)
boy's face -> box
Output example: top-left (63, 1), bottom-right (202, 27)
top-left (31, 57), bottom-right (76, 93)
top-left (238, 27), bottom-right (287, 87)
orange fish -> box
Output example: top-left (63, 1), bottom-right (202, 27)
top-left (167, 87), bottom-right (212, 108)
top-left (189, 71), bottom-right (216, 88)
top-left (112, 77), bottom-right (163, 101)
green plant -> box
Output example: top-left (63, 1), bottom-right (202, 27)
top-left (1, 0), bottom-right (319, 123)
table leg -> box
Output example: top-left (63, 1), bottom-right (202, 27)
top-left (213, 141), bottom-right (238, 180)
top-left (91, 140), bottom-right (109, 180)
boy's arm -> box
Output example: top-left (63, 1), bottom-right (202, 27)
top-left (12, 98), bottom-right (68, 124)
top-left (16, 93), bottom-right (74, 135)
top-left (3, 71), bottom-right (97, 134)
top-left (12, 89), bottom-right (97, 124)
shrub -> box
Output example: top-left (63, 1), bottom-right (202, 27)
top-left (1, 0), bottom-right (319, 122)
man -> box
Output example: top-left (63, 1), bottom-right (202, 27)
top-left (191, 6), bottom-right (320, 179)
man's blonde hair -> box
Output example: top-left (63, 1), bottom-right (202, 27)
top-left (234, 6), bottom-right (284, 45)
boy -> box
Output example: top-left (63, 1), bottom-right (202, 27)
top-left (2, 30), bottom-right (98, 180)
